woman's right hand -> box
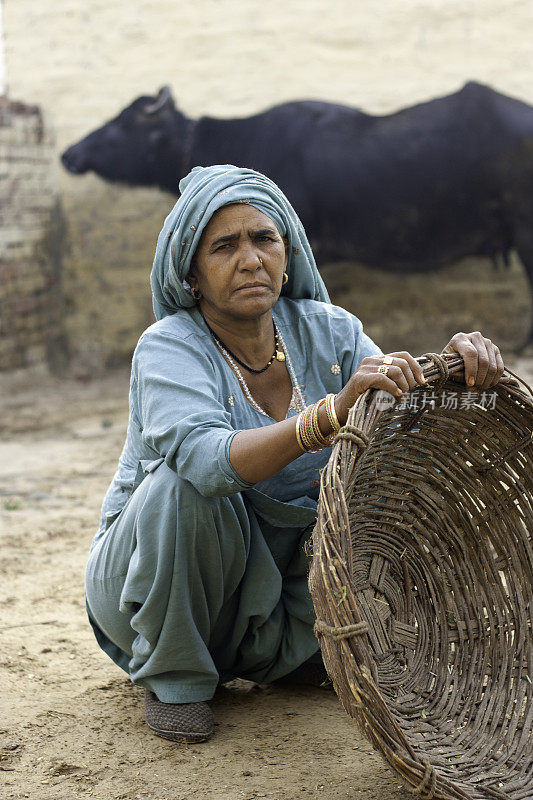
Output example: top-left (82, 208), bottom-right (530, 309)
top-left (334, 351), bottom-right (428, 425)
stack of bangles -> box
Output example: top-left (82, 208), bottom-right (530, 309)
top-left (295, 393), bottom-right (342, 453)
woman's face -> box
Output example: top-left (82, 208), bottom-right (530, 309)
top-left (188, 203), bottom-right (288, 322)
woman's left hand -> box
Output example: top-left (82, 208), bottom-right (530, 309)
top-left (441, 331), bottom-right (505, 391)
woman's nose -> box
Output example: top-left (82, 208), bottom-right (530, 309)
top-left (236, 242), bottom-right (262, 271)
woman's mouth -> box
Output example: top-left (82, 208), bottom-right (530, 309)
top-left (235, 283), bottom-right (269, 292)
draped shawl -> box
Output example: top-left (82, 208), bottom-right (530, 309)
top-left (150, 164), bottom-right (330, 319)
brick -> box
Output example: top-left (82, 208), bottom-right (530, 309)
top-left (0, 100), bottom-right (63, 372)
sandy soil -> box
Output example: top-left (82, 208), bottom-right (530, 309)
top-left (0, 365), bottom-right (411, 800)
top-left (1, 352), bottom-right (532, 800)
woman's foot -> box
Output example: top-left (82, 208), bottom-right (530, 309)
top-left (144, 690), bottom-right (214, 742)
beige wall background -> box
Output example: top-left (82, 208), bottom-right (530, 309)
top-left (4, 0), bottom-right (533, 367)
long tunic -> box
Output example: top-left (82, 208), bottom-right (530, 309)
top-left (85, 297), bottom-right (382, 702)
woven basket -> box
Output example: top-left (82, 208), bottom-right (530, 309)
top-left (309, 353), bottom-right (533, 800)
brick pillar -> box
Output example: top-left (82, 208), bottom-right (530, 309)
top-left (0, 97), bottom-right (68, 371)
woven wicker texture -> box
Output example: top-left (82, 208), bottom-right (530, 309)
top-left (309, 353), bottom-right (533, 800)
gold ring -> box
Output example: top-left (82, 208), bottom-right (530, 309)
top-left (383, 355), bottom-right (394, 364)
top-left (377, 365), bottom-right (390, 375)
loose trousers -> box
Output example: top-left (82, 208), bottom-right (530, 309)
top-left (85, 460), bottom-right (320, 703)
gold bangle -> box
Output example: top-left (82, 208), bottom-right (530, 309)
top-left (310, 403), bottom-right (323, 448)
top-left (300, 404), bottom-right (321, 452)
top-left (301, 405), bottom-right (317, 452)
top-left (325, 393), bottom-right (341, 434)
top-left (295, 412), bottom-right (308, 453)
top-left (320, 397), bottom-right (337, 445)
top-left (311, 399), bottom-right (333, 447)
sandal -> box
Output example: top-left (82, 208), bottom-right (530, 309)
top-left (144, 690), bottom-right (214, 742)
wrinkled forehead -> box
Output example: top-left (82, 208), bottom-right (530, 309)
top-left (200, 202), bottom-right (282, 242)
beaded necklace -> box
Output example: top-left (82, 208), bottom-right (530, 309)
top-left (211, 323), bottom-right (306, 418)
top-left (204, 317), bottom-right (285, 374)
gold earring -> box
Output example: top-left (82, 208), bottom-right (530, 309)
top-left (282, 272), bottom-right (288, 285)
top-left (190, 287), bottom-right (201, 300)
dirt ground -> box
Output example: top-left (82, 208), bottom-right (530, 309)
top-left (0, 366), bottom-right (415, 800)
top-left (1, 272), bottom-right (533, 799)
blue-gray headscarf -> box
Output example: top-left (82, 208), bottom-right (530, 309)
top-left (150, 164), bottom-right (330, 319)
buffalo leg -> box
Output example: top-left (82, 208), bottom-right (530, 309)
top-left (513, 232), bottom-right (533, 350)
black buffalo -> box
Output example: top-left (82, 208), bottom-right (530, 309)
top-left (62, 83), bottom-right (533, 347)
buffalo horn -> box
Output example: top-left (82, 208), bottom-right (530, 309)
top-left (145, 86), bottom-right (173, 115)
